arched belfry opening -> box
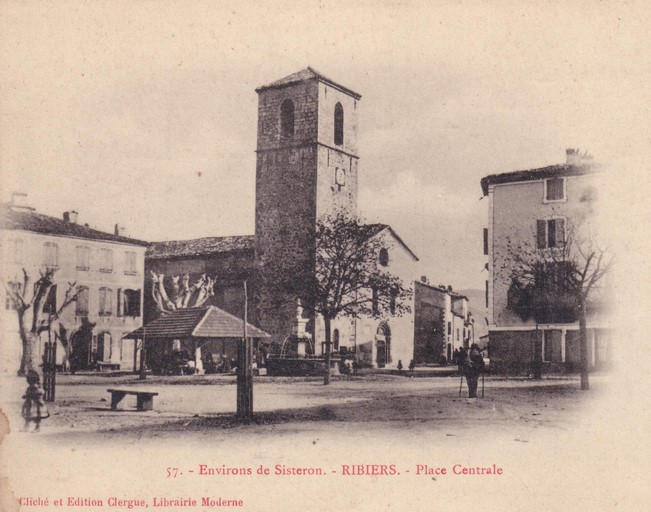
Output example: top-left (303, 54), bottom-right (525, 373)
top-left (280, 99), bottom-right (294, 138)
top-left (334, 102), bottom-right (344, 145)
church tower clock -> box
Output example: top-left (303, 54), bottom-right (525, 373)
top-left (253, 68), bottom-right (361, 344)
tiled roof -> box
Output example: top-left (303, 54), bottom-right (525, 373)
top-left (123, 306), bottom-right (270, 339)
top-left (480, 163), bottom-right (596, 196)
top-left (1, 204), bottom-right (149, 246)
top-left (360, 223), bottom-right (389, 239)
top-left (147, 235), bottom-right (254, 259)
top-left (255, 67), bottom-right (362, 100)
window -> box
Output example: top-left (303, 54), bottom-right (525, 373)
top-left (6, 238), bottom-right (23, 263)
top-left (456, 328), bottom-right (460, 341)
top-left (536, 218), bottom-right (565, 249)
top-left (118, 289), bottom-right (141, 317)
top-left (334, 102), bottom-right (344, 145)
top-left (76, 246), bottom-right (90, 270)
top-left (76, 286), bottom-right (89, 316)
top-left (43, 242), bottom-right (59, 268)
top-left (99, 249), bottom-right (113, 272)
top-left (544, 177), bottom-right (566, 202)
top-left (483, 228), bottom-right (488, 255)
top-left (372, 287), bottom-right (379, 316)
top-left (280, 99), bottom-right (294, 138)
top-left (379, 248), bottom-right (389, 266)
top-left (485, 280), bottom-right (489, 308)
top-left (333, 329), bottom-right (340, 351)
top-left (447, 321), bottom-right (451, 336)
top-left (124, 251), bottom-right (137, 275)
top-left (5, 282), bottom-right (22, 310)
top-left (99, 287), bottom-right (113, 316)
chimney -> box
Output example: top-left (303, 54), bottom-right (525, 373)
top-left (566, 148), bottom-right (579, 165)
top-left (447, 285), bottom-right (453, 292)
top-left (114, 223), bottom-right (120, 236)
top-left (420, 275), bottom-right (428, 284)
top-left (566, 148), bottom-right (592, 165)
top-left (63, 210), bottom-right (78, 223)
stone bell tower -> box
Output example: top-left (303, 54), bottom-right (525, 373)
top-left (253, 67), bottom-right (361, 344)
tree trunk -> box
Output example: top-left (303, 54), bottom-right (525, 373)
top-left (579, 298), bottom-right (589, 390)
top-left (323, 316), bottom-right (332, 385)
top-left (18, 310), bottom-right (36, 376)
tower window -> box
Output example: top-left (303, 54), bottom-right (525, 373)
top-left (280, 99), bottom-right (294, 138)
top-left (334, 102), bottom-right (344, 145)
top-left (379, 248), bottom-right (389, 266)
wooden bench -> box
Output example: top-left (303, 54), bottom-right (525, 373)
top-left (107, 389), bottom-right (158, 411)
top-left (97, 361), bottom-right (121, 371)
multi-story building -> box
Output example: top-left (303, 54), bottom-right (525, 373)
top-left (413, 281), bottom-right (473, 364)
top-left (480, 150), bottom-right (612, 374)
top-left (1, 199), bottom-right (148, 375)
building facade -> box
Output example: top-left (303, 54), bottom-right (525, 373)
top-left (413, 281), bottom-right (473, 364)
top-left (481, 150), bottom-right (612, 374)
top-left (1, 201), bottom-right (147, 375)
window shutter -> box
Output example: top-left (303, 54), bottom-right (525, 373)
top-left (555, 218), bottom-right (565, 246)
top-left (483, 228), bottom-right (488, 255)
top-left (116, 289), bottom-right (123, 316)
top-left (536, 220), bottom-right (546, 248)
top-left (43, 284), bottom-right (57, 314)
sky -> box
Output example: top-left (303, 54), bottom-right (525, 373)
top-left (1, 0), bottom-right (649, 290)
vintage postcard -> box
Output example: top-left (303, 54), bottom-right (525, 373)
top-left (1, 1), bottom-right (650, 511)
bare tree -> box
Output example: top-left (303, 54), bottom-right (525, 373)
top-left (295, 214), bottom-right (412, 384)
top-left (150, 271), bottom-right (215, 314)
top-left (2, 268), bottom-right (80, 375)
top-left (504, 223), bottom-right (613, 389)
top-left (148, 271), bottom-right (216, 373)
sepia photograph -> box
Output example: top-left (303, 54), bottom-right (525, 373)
top-left (1, 1), bottom-right (649, 511)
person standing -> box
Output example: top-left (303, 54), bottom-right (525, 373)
top-left (21, 370), bottom-right (49, 431)
top-left (464, 343), bottom-right (485, 398)
top-left (457, 346), bottom-right (468, 372)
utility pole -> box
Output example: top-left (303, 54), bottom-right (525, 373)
top-left (237, 280), bottom-right (253, 420)
top-left (139, 327), bottom-right (147, 380)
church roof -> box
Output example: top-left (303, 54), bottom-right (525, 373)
top-left (147, 235), bottom-right (254, 260)
top-left (123, 305), bottom-right (270, 339)
top-left (363, 223), bottom-right (419, 261)
top-left (256, 67), bottom-right (362, 100)
top-left (1, 203), bottom-right (149, 246)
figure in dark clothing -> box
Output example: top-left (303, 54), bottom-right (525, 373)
top-left (463, 343), bottom-right (485, 398)
top-left (408, 359), bottom-right (416, 372)
top-left (22, 370), bottom-right (49, 431)
top-left (457, 346), bottom-right (468, 372)
top-left (452, 348), bottom-right (460, 365)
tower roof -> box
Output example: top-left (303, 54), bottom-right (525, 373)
top-left (256, 67), bottom-right (361, 100)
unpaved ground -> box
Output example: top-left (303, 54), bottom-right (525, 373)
top-left (3, 371), bottom-right (644, 512)
top-left (1, 372), bottom-right (606, 443)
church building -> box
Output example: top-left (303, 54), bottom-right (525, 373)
top-left (145, 68), bottom-right (456, 369)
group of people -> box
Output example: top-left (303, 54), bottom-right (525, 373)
top-left (456, 343), bottom-right (485, 398)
